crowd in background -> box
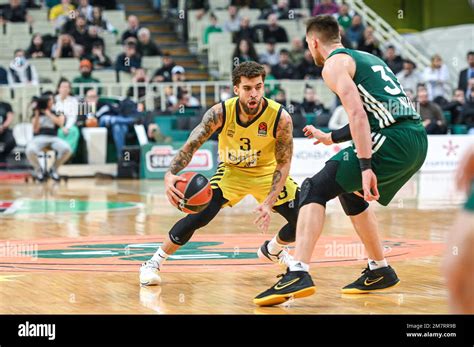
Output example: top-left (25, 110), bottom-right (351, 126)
top-left (0, 0), bottom-right (473, 177)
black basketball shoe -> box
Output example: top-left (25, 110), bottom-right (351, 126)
top-left (341, 265), bottom-right (400, 294)
top-left (253, 269), bottom-right (316, 306)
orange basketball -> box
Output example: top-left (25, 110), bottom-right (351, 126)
top-left (85, 117), bottom-right (98, 127)
top-left (174, 172), bottom-right (213, 214)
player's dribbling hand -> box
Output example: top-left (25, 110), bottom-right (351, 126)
top-left (164, 172), bottom-right (186, 207)
top-left (362, 169), bottom-right (380, 202)
top-left (303, 125), bottom-right (333, 145)
top-left (254, 203), bottom-right (272, 233)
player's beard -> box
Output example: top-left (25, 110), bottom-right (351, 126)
top-left (240, 98), bottom-right (261, 115)
top-left (313, 50), bottom-right (325, 67)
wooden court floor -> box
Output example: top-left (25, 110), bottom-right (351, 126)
top-left (0, 174), bottom-right (461, 314)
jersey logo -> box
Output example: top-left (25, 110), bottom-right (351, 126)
top-left (258, 122), bottom-right (268, 137)
top-left (227, 123), bottom-right (235, 138)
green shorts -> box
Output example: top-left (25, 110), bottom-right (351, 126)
top-left (329, 120), bottom-right (428, 206)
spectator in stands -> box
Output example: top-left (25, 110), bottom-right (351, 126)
top-left (396, 59), bottom-right (422, 93)
top-left (233, 38), bottom-right (259, 65)
top-left (289, 37), bottom-right (305, 65)
top-left (233, 16), bottom-right (256, 43)
top-left (297, 49), bottom-right (322, 79)
top-left (82, 88), bottom-right (109, 122)
top-left (273, 88), bottom-right (305, 137)
top-left (77, 0), bottom-right (93, 22)
top-left (312, 0), bottom-right (339, 16)
top-left (328, 105), bottom-right (349, 130)
top-left (49, 0), bottom-right (75, 28)
top-left (72, 59), bottom-right (101, 95)
top-left (89, 6), bottom-right (116, 33)
top-left (261, 0), bottom-right (291, 20)
top-left (262, 63), bottom-right (278, 97)
top-left (357, 26), bottom-right (381, 57)
top-left (115, 40), bottom-right (142, 74)
top-left (203, 12), bottom-right (223, 45)
top-left (0, 96), bottom-right (16, 163)
top-left (137, 28), bottom-right (162, 57)
top-left (462, 87), bottom-right (474, 131)
top-left (52, 34), bottom-right (81, 58)
top-left (263, 13), bottom-right (288, 43)
top-left (339, 25), bottom-right (352, 48)
top-left (337, 3), bottom-right (352, 30)
top-left (417, 88), bottom-right (446, 134)
top-left (443, 89), bottom-right (466, 125)
top-left (0, 66), bottom-right (8, 85)
top-left (83, 41), bottom-right (112, 70)
top-left (54, 79), bottom-right (80, 155)
top-left (259, 38), bottom-right (279, 66)
top-left (100, 97), bottom-right (144, 158)
top-left (171, 65), bottom-right (186, 82)
top-left (121, 15), bottom-right (142, 43)
top-left (458, 51), bottom-right (474, 99)
top-left (7, 49), bottom-right (39, 86)
top-left (271, 49), bottom-right (296, 79)
top-left (26, 92), bottom-right (72, 181)
top-left (84, 25), bottom-right (105, 55)
top-left (346, 14), bottom-right (364, 49)
top-left (383, 45), bottom-right (403, 74)
top-left (300, 86), bottom-right (330, 127)
top-left (152, 53), bottom-right (175, 82)
top-left (167, 85), bottom-right (200, 112)
top-left (127, 67), bottom-right (148, 100)
top-left (68, 14), bottom-right (89, 55)
top-left (223, 5), bottom-right (241, 33)
top-left (26, 34), bottom-right (50, 59)
top-left (423, 54), bottom-right (450, 104)
top-left (0, 0), bottom-right (32, 24)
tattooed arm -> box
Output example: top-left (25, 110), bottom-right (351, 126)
top-left (164, 103), bottom-right (223, 206)
top-left (254, 110), bottom-right (294, 231)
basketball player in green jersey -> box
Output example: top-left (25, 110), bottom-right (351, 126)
top-left (443, 146), bottom-right (474, 313)
top-left (254, 15), bottom-right (428, 306)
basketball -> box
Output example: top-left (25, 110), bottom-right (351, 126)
top-left (85, 117), bottom-right (98, 127)
top-left (174, 172), bottom-right (213, 214)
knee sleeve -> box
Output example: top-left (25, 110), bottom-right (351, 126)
top-left (299, 161), bottom-right (345, 209)
top-left (338, 192), bottom-right (369, 216)
top-left (169, 188), bottom-right (227, 246)
top-left (274, 191), bottom-right (299, 243)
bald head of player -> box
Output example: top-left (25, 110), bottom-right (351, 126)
top-left (305, 15), bottom-right (342, 67)
top-left (232, 61), bottom-right (266, 116)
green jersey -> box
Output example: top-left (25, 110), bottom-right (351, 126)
top-left (327, 48), bottom-right (421, 132)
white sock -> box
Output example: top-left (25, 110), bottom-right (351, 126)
top-left (267, 236), bottom-right (284, 255)
top-left (368, 258), bottom-right (388, 270)
top-left (288, 259), bottom-right (309, 272)
top-left (151, 247), bottom-right (169, 267)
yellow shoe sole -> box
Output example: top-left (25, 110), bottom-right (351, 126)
top-left (253, 286), bottom-right (316, 307)
top-left (341, 280), bottom-right (400, 294)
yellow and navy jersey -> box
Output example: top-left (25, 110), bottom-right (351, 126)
top-left (217, 96), bottom-right (284, 177)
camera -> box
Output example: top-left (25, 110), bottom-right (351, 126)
top-left (32, 95), bottom-right (50, 112)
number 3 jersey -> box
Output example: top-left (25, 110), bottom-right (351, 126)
top-left (326, 48), bottom-right (421, 132)
top-left (217, 96), bottom-right (283, 177)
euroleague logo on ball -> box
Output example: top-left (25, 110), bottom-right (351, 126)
top-left (258, 122), bottom-right (267, 136)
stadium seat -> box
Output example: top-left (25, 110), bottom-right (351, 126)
top-left (54, 58), bottom-right (80, 71)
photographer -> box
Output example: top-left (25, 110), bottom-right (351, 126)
top-left (26, 93), bottom-right (72, 181)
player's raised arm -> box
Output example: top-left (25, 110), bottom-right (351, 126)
top-left (165, 103), bottom-right (223, 207)
top-left (322, 54), bottom-right (379, 201)
top-left (254, 109), bottom-right (293, 231)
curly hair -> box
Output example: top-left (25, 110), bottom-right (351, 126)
top-left (231, 61), bottom-right (266, 87)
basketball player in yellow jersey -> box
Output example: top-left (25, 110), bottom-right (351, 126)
top-left (140, 61), bottom-right (299, 286)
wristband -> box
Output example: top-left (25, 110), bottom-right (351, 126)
top-left (359, 158), bottom-right (372, 171)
